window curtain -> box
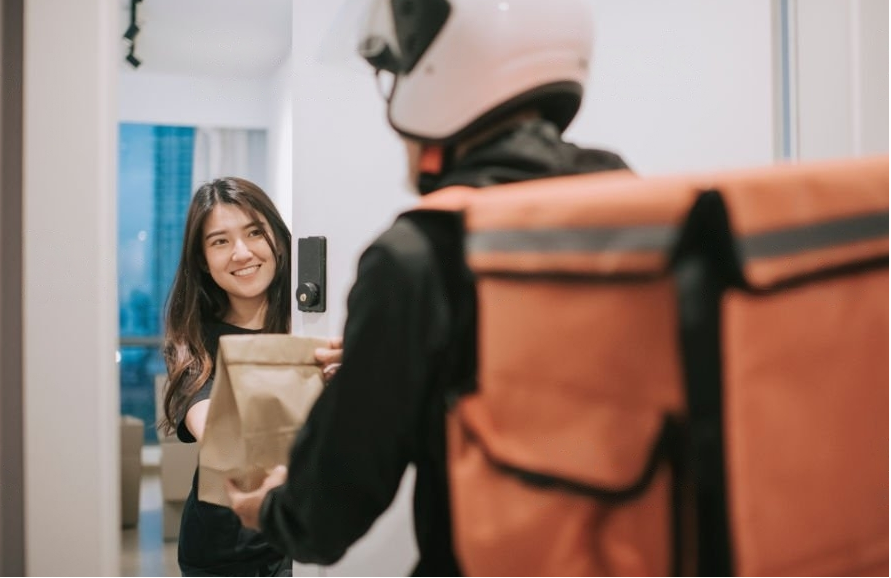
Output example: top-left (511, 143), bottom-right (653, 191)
top-left (192, 127), bottom-right (268, 194)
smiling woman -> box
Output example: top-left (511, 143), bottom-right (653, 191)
top-left (162, 177), bottom-right (291, 440)
top-left (159, 177), bottom-right (294, 576)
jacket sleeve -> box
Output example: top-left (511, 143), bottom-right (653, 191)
top-left (259, 233), bottom-right (447, 565)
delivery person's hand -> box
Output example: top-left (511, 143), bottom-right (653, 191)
top-left (316, 336), bottom-right (343, 382)
top-left (225, 465), bottom-right (288, 530)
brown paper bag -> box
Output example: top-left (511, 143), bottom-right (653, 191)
top-left (197, 333), bottom-right (329, 507)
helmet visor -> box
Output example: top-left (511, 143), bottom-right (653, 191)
top-left (357, 0), bottom-right (402, 73)
top-left (360, 0), bottom-right (451, 74)
top-left (315, 0), bottom-right (381, 74)
top-left (319, 0), bottom-right (451, 76)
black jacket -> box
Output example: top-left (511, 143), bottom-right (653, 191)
top-left (259, 119), bottom-right (630, 576)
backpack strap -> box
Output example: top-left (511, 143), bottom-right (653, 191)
top-left (398, 186), bottom-right (478, 401)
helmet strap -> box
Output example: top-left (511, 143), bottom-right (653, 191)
top-left (417, 144), bottom-right (455, 194)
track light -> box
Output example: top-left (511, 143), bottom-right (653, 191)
top-left (126, 48), bottom-right (141, 69)
top-left (123, 0), bottom-right (142, 68)
top-left (123, 0), bottom-right (140, 41)
top-left (123, 22), bottom-right (140, 41)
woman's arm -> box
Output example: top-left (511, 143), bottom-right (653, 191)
top-left (184, 398), bottom-right (210, 443)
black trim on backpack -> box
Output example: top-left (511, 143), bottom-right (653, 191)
top-left (671, 191), bottom-right (738, 577)
top-left (461, 415), bottom-right (682, 503)
top-left (675, 252), bottom-right (732, 577)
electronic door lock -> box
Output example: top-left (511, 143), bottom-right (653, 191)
top-left (296, 236), bottom-right (326, 313)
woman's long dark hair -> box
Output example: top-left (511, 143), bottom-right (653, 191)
top-left (160, 177), bottom-right (291, 435)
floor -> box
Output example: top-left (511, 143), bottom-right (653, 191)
top-left (119, 451), bottom-right (413, 576)
top-left (120, 467), bottom-right (180, 577)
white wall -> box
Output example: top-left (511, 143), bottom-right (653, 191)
top-left (24, 0), bottom-right (119, 574)
top-left (790, 0), bottom-right (889, 160)
top-left (289, 0), bottom-right (414, 341)
top-left (571, 0), bottom-right (777, 174)
top-left (118, 70), bottom-right (274, 128)
top-left (268, 55), bottom-right (295, 229)
top-left (855, 0), bottom-right (890, 156)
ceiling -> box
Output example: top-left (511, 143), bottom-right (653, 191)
top-left (119, 0), bottom-right (292, 78)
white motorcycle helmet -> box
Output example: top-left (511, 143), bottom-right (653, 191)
top-left (358, 0), bottom-right (594, 145)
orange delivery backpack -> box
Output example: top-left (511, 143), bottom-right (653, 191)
top-left (404, 155), bottom-right (889, 576)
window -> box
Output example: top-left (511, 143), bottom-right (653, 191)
top-left (118, 124), bottom-right (195, 444)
